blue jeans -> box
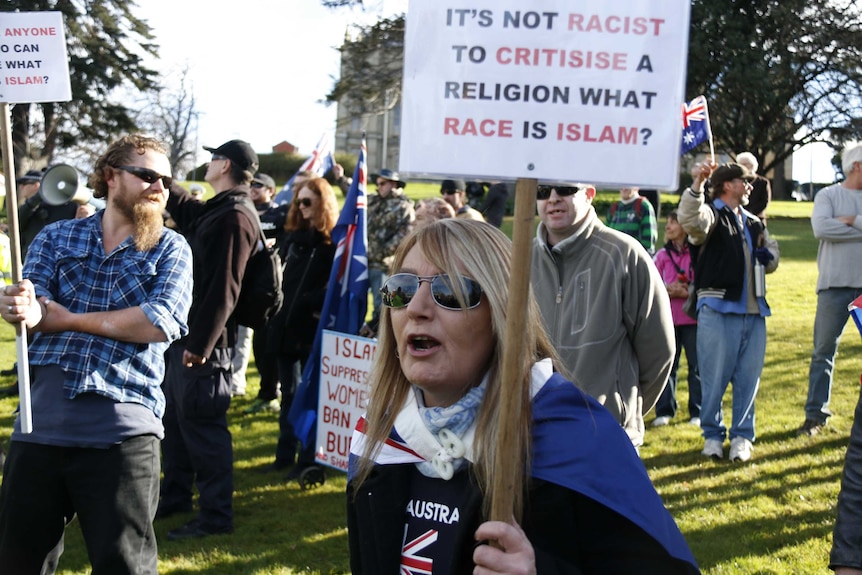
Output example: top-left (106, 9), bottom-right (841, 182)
top-left (0, 436), bottom-right (160, 574)
top-left (655, 324), bottom-right (701, 419)
top-left (697, 306), bottom-right (766, 442)
top-left (805, 287), bottom-right (862, 423)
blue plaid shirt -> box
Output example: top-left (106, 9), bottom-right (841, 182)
top-left (23, 213), bottom-right (193, 418)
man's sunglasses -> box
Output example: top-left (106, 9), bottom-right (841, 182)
top-left (250, 182), bottom-right (265, 189)
top-left (112, 165), bottom-right (172, 188)
top-left (381, 273), bottom-right (483, 310)
top-left (536, 185), bottom-right (580, 200)
top-left (295, 197), bottom-right (313, 207)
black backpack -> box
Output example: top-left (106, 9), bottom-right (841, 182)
top-left (232, 202), bottom-right (284, 330)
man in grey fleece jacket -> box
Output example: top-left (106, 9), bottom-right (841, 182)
top-left (530, 182), bottom-right (674, 448)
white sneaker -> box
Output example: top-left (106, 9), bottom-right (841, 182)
top-left (689, 417), bottom-right (701, 426)
top-left (729, 437), bottom-right (753, 462)
top-left (652, 416), bottom-right (671, 427)
top-left (701, 439), bottom-right (723, 459)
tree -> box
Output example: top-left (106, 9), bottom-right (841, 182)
top-left (686, 0), bottom-right (862, 185)
top-left (3, 0), bottom-right (159, 175)
top-left (136, 67), bottom-right (200, 178)
top-left (325, 16), bottom-right (405, 121)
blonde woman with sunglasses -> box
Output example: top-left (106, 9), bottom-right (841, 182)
top-left (348, 219), bottom-right (700, 575)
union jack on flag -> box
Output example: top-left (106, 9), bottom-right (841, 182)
top-left (401, 528), bottom-right (437, 575)
top-left (273, 132), bottom-right (335, 205)
top-left (287, 136), bottom-right (369, 450)
top-left (681, 95), bottom-right (712, 155)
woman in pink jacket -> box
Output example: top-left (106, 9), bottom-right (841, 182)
top-left (652, 210), bottom-right (701, 427)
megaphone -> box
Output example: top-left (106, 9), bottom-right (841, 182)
top-left (39, 164), bottom-right (106, 210)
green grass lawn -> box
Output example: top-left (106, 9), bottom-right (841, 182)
top-left (0, 202), bottom-right (856, 574)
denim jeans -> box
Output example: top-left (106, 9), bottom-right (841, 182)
top-left (0, 436), bottom-right (160, 575)
top-left (696, 306), bottom-right (766, 442)
top-left (805, 287), bottom-right (862, 423)
top-left (655, 324), bottom-right (701, 419)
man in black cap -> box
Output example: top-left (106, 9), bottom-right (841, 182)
top-left (15, 169), bottom-right (78, 260)
top-left (361, 169), bottom-right (414, 337)
top-left (678, 161), bottom-right (779, 463)
top-left (440, 178), bottom-right (485, 221)
top-left (159, 139), bottom-right (260, 539)
top-left (236, 172), bottom-right (287, 409)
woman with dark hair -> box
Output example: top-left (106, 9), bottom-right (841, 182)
top-left (264, 177), bottom-right (338, 478)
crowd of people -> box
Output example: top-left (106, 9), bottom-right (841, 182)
top-left (0, 137), bottom-right (860, 574)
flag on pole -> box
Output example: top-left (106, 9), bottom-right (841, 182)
top-left (850, 294), bottom-right (862, 339)
top-left (287, 136), bottom-right (369, 448)
top-left (273, 132), bottom-right (335, 205)
top-left (681, 95), bottom-right (713, 156)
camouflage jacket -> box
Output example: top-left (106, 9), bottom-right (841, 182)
top-left (367, 189), bottom-right (414, 270)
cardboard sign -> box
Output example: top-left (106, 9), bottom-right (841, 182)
top-left (315, 330), bottom-right (376, 471)
top-left (0, 11), bottom-right (72, 103)
top-left (400, 1), bottom-right (691, 189)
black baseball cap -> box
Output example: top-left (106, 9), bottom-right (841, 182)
top-left (252, 173), bottom-right (276, 189)
top-left (16, 170), bottom-right (43, 185)
top-left (203, 140), bottom-right (259, 173)
top-left (440, 179), bottom-right (466, 193)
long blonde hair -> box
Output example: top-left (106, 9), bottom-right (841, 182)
top-left (353, 219), bottom-right (560, 522)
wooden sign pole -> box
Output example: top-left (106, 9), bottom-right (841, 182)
top-left (1, 102), bottom-right (34, 434)
top-left (490, 177), bottom-right (537, 523)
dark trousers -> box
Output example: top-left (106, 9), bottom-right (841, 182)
top-left (161, 343), bottom-right (234, 531)
top-left (275, 355), bottom-right (315, 467)
top-left (253, 328), bottom-right (280, 401)
top-left (655, 324), bottom-right (701, 419)
top-left (0, 436), bottom-right (160, 575)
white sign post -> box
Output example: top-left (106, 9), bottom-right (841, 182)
top-left (400, 1), bottom-right (691, 189)
top-left (0, 11), bottom-right (72, 434)
top-left (314, 330), bottom-right (377, 472)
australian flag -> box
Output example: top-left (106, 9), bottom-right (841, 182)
top-left (287, 137), bottom-right (369, 449)
top-left (851, 294), bottom-right (862, 340)
top-left (681, 95), bottom-right (711, 155)
top-left (273, 132), bottom-right (335, 205)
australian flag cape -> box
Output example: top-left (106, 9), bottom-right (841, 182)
top-left (349, 360), bottom-right (699, 570)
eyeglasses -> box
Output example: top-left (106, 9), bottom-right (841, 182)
top-left (381, 273), bottom-right (483, 310)
top-left (441, 189), bottom-right (458, 196)
top-left (250, 182), bottom-right (265, 189)
top-left (536, 185), bottom-right (580, 200)
top-left (295, 197), bottom-right (313, 207)
top-left (112, 165), bottom-right (172, 188)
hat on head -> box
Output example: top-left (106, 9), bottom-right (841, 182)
top-left (16, 169), bottom-right (43, 185)
top-left (373, 168), bottom-right (406, 188)
top-left (203, 140), bottom-right (259, 173)
top-left (709, 162), bottom-right (755, 195)
top-left (252, 173), bottom-right (276, 189)
top-left (440, 179), bottom-right (466, 193)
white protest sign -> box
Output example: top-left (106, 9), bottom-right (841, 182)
top-left (400, 1), bottom-right (691, 189)
top-left (315, 330), bottom-right (376, 472)
top-left (0, 12), bottom-right (72, 103)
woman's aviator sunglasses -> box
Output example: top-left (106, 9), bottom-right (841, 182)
top-left (112, 165), bottom-right (173, 188)
top-left (381, 273), bottom-right (483, 310)
top-left (536, 185), bottom-right (580, 200)
top-left (295, 197), bottom-right (313, 207)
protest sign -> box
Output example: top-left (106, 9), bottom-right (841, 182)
top-left (315, 330), bottom-right (376, 472)
top-left (0, 11), bottom-right (72, 104)
top-left (400, 1), bottom-right (692, 189)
